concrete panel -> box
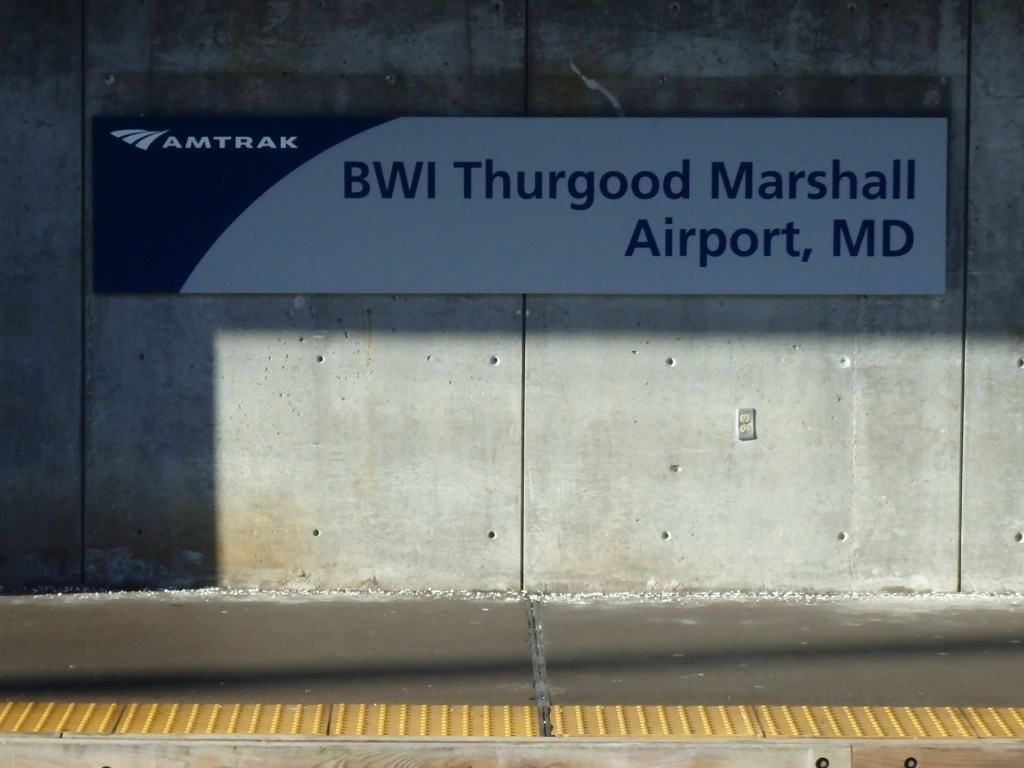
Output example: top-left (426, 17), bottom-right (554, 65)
top-left (85, 298), bottom-right (219, 587)
top-left (527, 0), bottom-right (966, 115)
top-left (524, 298), bottom-right (962, 592)
top-left (960, 2), bottom-right (1024, 591)
top-left (84, 1), bottom-right (526, 589)
top-left (209, 297), bottom-right (523, 590)
top-left (86, 297), bottom-right (524, 590)
top-left (87, 0), bottom-right (523, 116)
top-left (524, 1), bottom-right (967, 592)
top-left (0, 1), bottom-right (82, 588)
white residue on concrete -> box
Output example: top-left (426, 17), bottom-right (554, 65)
top-left (569, 60), bottom-right (625, 116)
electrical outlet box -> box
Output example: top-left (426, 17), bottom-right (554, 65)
top-left (737, 408), bottom-right (756, 440)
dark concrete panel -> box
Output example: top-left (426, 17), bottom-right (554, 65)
top-left (527, 0), bottom-right (964, 116)
top-left (0, 1), bottom-right (82, 588)
top-left (87, 0), bottom-right (525, 116)
top-left (961, 1), bottom-right (1024, 591)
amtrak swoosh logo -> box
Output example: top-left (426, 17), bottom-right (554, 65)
top-left (110, 129), bottom-right (169, 150)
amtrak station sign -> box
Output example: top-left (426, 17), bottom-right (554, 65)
top-left (92, 116), bottom-right (947, 295)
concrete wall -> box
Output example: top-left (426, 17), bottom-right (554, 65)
top-left (523, 0), bottom-right (967, 592)
top-left (2, 0), bottom-right (1021, 593)
top-left (0, 1), bottom-right (82, 587)
top-left (960, 3), bottom-right (1024, 591)
top-left (82, 0), bottom-right (526, 590)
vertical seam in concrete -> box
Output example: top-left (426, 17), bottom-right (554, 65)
top-left (78, 0), bottom-right (88, 586)
top-left (519, 0), bottom-right (530, 594)
top-left (956, 0), bottom-right (975, 594)
top-left (519, 295), bottom-right (527, 591)
top-left (527, 597), bottom-right (552, 736)
top-left (523, 0), bottom-right (530, 115)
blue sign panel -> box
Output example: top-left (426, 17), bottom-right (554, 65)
top-left (92, 116), bottom-right (947, 295)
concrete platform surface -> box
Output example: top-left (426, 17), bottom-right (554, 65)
top-left (538, 594), bottom-right (1024, 706)
top-left (0, 590), bottom-right (1022, 708)
top-left (0, 591), bottom-right (533, 704)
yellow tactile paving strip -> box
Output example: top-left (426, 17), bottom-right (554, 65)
top-left (551, 704), bottom-right (761, 738)
top-left (752, 705), bottom-right (977, 740)
top-left (330, 703), bottom-right (539, 737)
top-left (0, 702), bottom-right (539, 737)
top-left (3, 702), bottom-right (1024, 739)
top-left (0, 701), bottom-right (121, 735)
top-left (549, 705), bottom-right (1024, 740)
top-left (116, 702), bottom-right (330, 735)
top-left (962, 707), bottom-right (1024, 739)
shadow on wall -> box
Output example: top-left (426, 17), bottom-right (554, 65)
top-left (85, 296), bottom-right (220, 589)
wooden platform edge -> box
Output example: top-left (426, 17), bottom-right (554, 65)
top-left (4, 736), bottom-right (1024, 768)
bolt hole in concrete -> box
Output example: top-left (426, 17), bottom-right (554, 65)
top-left (1015, 532), bottom-right (1023, 543)
top-left (316, 355), bottom-right (324, 363)
top-left (490, 355), bottom-right (500, 366)
top-left (661, 531), bottom-right (671, 540)
top-left (1017, 358), bottom-right (1024, 368)
top-left (312, 529), bottom-right (321, 537)
top-left (838, 531), bottom-right (849, 541)
top-left (487, 530), bottom-right (497, 540)
top-left (666, 357), bottom-right (676, 367)
top-left (839, 356), bottom-right (852, 368)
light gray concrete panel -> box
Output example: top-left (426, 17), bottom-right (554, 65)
top-left (524, 297), bottom-right (962, 592)
top-left (209, 297), bottom-right (524, 590)
top-left (86, 297), bottom-right (523, 590)
top-left (0, 1), bottom-right (82, 588)
top-left (960, 2), bottom-right (1024, 592)
top-left (84, 1), bottom-right (527, 589)
top-left (524, 1), bottom-right (967, 593)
